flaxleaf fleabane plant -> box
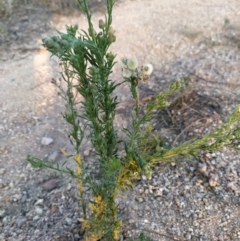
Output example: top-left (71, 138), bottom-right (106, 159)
top-left (27, 0), bottom-right (154, 240)
top-left (27, 0), bottom-right (240, 240)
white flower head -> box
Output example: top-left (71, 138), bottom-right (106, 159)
top-left (126, 57), bottom-right (138, 70)
top-left (142, 63), bottom-right (153, 76)
top-left (122, 68), bottom-right (132, 78)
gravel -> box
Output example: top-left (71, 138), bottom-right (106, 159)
top-left (41, 137), bottom-right (54, 146)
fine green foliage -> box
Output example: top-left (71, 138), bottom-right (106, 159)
top-left (27, 0), bottom-right (240, 240)
top-left (140, 105), bottom-right (240, 164)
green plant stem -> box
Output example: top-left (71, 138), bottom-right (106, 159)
top-left (130, 79), bottom-right (140, 118)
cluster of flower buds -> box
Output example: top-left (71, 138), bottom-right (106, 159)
top-left (89, 66), bottom-right (101, 82)
top-left (42, 34), bottom-right (72, 53)
top-left (120, 57), bottom-right (153, 82)
top-left (98, 19), bottom-right (116, 43)
top-left (42, 25), bottom-right (78, 53)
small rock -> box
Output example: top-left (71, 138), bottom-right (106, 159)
top-left (26, 212), bottom-right (33, 218)
top-left (128, 219), bottom-right (135, 224)
top-left (0, 168), bottom-right (6, 175)
top-left (211, 160), bottom-right (216, 165)
top-left (198, 163), bottom-right (207, 173)
top-left (227, 182), bottom-right (239, 193)
top-left (2, 216), bottom-right (8, 224)
top-left (33, 215), bottom-right (40, 221)
top-left (66, 183), bottom-right (72, 190)
top-left (0, 178), bottom-right (4, 188)
top-left (20, 16), bottom-right (29, 22)
top-left (35, 199), bottom-right (44, 206)
top-left (51, 204), bottom-right (58, 213)
top-left (21, 194), bottom-right (28, 203)
top-left (34, 229), bottom-right (40, 235)
top-left (48, 151), bottom-right (59, 162)
top-left (42, 179), bottom-right (59, 191)
top-left (41, 137), bottom-right (53, 146)
top-left (209, 173), bottom-right (219, 187)
top-left (74, 234), bottom-right (80, 240)
top-left (35, 207), bottom-right (43, 216)
top-left (16, 217), bottom-right (27, 228)
top-left (142, 175), bottom-right (147, 180)
top-left (0, 209), bottom-right (6, 218)
top-left (150, 222), bottom-right (158, 229)
top-left (133, 205), bottom-right (138, 211)
top-left (165, 192), bottom-right (173, 201)
top-left (145, 205), bottom-right (150, 211)
top-left (22, 190), bottom-right (30, 201)
top-left (154, 188), bottom-right (163, 197)
top-left (185, 232), bottom-right (192, 240)
top-left (65, 217), bottom-right (72, 225)
top-left (136, 197), bottom-right (144, 203)
top-left (138, 188), bottom-right (144, 194)
top-left (83, 147), bottom-right (92, 156)
top-left (10, 194), bottom-right (22, 202)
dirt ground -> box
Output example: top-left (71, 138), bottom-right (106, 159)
top-left (1, 0), bottom-right (240, 240)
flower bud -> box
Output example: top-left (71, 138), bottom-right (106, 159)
top-left (42, 37), bottom-right (54, 48)
top-left (88, 28), bottom-right (97, 37)
top-left (67, 91), bottom-right (74, 98)
top-left (89, 66), bottom-right (99, 76)
top-left (52, 42), bottom-right (61, 51)
top-left (52, 36), bottom-right (59, 41)
top-left (70, 55), bottom-right (77, 63)
top-left (93, 74), bottom-right (101, 82)
top-left (59, 39), bottom-right (69, 48)
top-left (136, 76), bottom-right (143, 82)
top-left (109, 27), bottom-right (115, 35)
top-left (51, 78), bottom-right (56, 84)
top-left (108, 33), bottom-right (116, 43)
top-left (142, 75), bottom-right (150, 82)
top-left (106, 52), bottom-right (115, 63)
top-left (98, 19), bottom-right (105, 29)
top-left (61, 34), bottom-right (73, 43)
